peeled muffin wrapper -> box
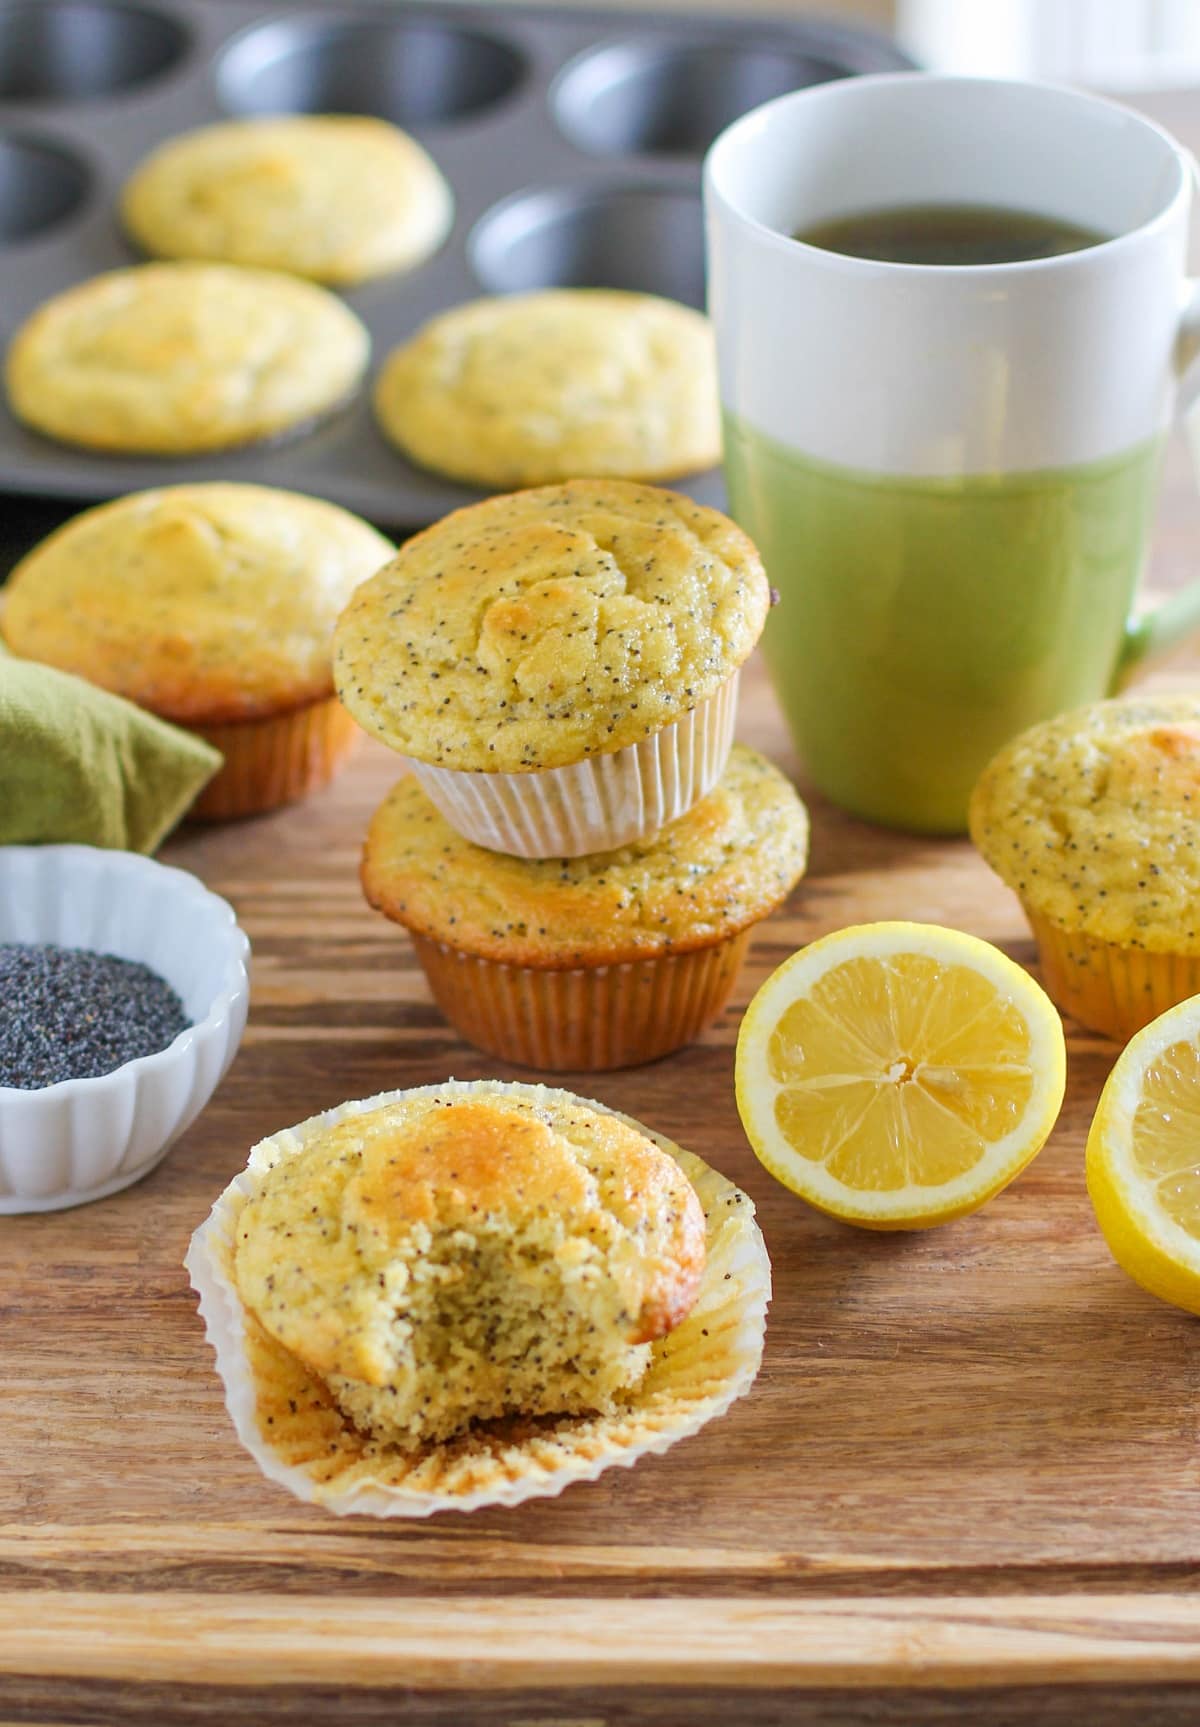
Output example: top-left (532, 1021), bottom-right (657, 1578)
top-left (184, 1079), bottom-right (771, 1516)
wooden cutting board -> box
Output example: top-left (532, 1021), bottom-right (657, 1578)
top-left (4, 636), bottom-right (1200, 1726)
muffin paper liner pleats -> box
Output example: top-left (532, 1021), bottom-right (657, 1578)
top-left (190, 696), bottom-right (359, 821)
top-left (1026, 908), bottom-right (1200, 1042)
top-left (409, 930), bottom-right (751, 1070)
top-left (184, 1079), bottom-right (771, 1517)
top-left (406, 671), bottom-right (739, 858)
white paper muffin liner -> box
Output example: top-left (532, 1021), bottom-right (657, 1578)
top-left (407, 672), bottom-right (739, 858)
top-left (184, 1078), bottom-right (771, 1517)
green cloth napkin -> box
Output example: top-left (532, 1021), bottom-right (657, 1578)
top-left (0, 644), bottom-right (222, 852)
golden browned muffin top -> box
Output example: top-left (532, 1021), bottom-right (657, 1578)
top-left (333, 478), bottom-right (769, 773)
top-left (121, 116), bottom-right (452, 286)
top-left (362, 744), bottom-right (808, 967)
top-left (5, 262), bottom-right (369, 454)
top-left (233, 1086), bottom-right (706, 1447)
top-left (3, 484), bottom-right (393, 724)
top-left (373, 289), bottom-right (720, 487)
top-left (970, 694), bottom-right (1200, 952)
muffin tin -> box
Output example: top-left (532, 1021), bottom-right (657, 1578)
top-left (0, 0), bottom-right (911, 528)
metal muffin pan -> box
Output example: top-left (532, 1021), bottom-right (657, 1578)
top-left (0, 0), bottom-right (911, 528)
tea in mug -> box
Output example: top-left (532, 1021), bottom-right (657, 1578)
top-left (795, 203), bottom-right (1109, 266)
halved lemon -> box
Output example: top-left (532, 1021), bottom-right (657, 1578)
top-left (1087, 993), bottom-right (1200, 1315)
top-left (735, 921), bottom-right (1067, 1229)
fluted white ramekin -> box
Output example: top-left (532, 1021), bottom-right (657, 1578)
top-left (0, 845), bottom-right (249, 1212)
top-left (407, 672), bottom-right (740, 858)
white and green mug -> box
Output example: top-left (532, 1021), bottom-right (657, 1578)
top-left (705, 74), bottom-right (1200, 832)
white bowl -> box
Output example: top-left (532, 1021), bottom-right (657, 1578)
top-left (0, 845), bottom-right (249, 1212)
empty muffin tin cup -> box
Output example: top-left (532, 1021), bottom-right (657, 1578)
top-left (407, 673), bottom-right (739, 859)
top-left (470, 183), bottom-right (705, 306)
top-left (218, 12), bottom-right (525, 126)
top-left (554, 37), bottom-right (843, 158)
top-left (0, 133), bottom-right (89, 242)
top-left (0, 1), bottom-right (188, 101)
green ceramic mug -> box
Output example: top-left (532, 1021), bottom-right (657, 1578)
top-left (704, 75), bottom-right (1200, 832)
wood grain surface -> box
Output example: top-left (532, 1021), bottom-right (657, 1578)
top-left (7, 96), bottom-right (1200, 1714)
top-left (6, 532), bottom-right (1200, 1721)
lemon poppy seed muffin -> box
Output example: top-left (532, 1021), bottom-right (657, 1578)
top-left (361, 745), bottom-right (809, 1068)
top-left (233, 1089), bottom-right (706, 1448)
top-left (185, 1079), bottom-right (772, 1514)
top-left (335, 478), bottom-right (770, 856)
top-left (5, 262), bottom-right (369, 454)
top-left (334, 479), bottom-right (765, 771)
top-left (121, 116), bottom-right (453, 286)
top-left (970, 694), bottom-right (1200, 1039)
top-left (3, 484), bottom-right (393, 818)
top-left (373, 289), bottom-right (720, 487)
top-left (365, 745), bottom-right (808, 965)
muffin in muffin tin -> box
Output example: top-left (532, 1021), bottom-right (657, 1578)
top-left (5, 262), bottom-right (370, 456)
top-left (373, 289), bottom-right (720, 488)
top-left (121, 116), bottom-right (453, 287)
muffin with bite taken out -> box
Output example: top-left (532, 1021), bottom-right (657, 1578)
top-left (184, 1079), bottom-right (772, 1515)
top-left (360, 743), bottom-right (809, 1070)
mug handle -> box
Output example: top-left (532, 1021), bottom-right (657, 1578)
top-left (1112, 241), bottom-right (1200, 687)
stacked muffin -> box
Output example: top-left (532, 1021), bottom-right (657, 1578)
top-left (334, 477), bottom-right (809, 1070)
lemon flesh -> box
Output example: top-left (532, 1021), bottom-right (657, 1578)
top-left (736, 922), bottom-right (1067, 1229)
top-left (1087, 996), bottom-right (1200, 1315)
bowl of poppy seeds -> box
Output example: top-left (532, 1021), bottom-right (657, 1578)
top-left (0, 845), bottom-right (249, 1212)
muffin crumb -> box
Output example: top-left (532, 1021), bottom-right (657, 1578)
top-left (233, 1091), bottom-right (706, 1450)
